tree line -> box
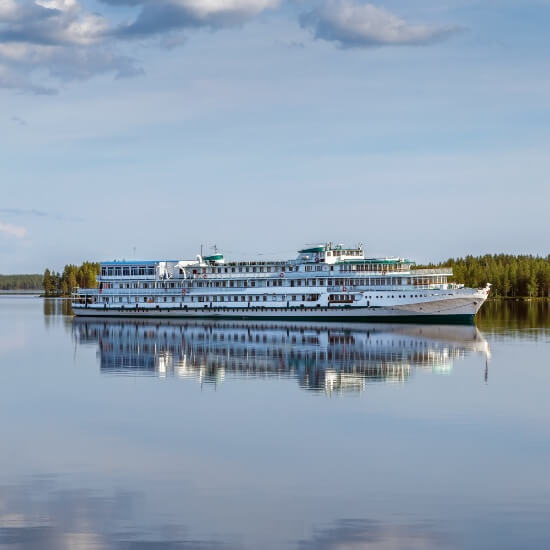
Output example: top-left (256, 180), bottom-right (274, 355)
top-left (0, 274), bottom-right (43, 290)
top-left (422, 254), bottom-right (550, 298)
top-left (43, 262), bottom-right (100, 296)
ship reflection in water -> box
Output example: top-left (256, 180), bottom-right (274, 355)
top-left (72, 319), bottom-right (490, 394)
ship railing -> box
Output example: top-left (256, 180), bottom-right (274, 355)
top-left (188, 271), bottom-right (296, 279)
top-left (75, 284), bottom-right (451, 297)
top-left (409, 268), bottom-right (453, 275)
top-left (98, 275), bottom-right (157, 281)
top-left (76, 288), bottom-right (186, 296)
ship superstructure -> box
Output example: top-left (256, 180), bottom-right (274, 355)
top-left (72, 243), bottom-right (490, 322)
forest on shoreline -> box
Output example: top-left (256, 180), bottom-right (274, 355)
top-left (2, 255), bottom-right (550, 299)
top-left (42, 262), bottom-right (100, 296)
top-left (423, 254), bottom-right (550, 299)
top-left (0, 274), bottom-right (43, 291)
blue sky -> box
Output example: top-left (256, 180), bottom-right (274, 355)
top-left (1, 0), bottom-right (549, 273)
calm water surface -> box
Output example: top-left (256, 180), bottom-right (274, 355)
top-left (1, 297), bottom-right (549, 549)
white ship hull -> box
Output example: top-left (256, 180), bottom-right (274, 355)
top-left (73, 292), bottom-right (487, 323)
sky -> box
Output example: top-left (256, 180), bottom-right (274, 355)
top-left (1, 0), bottom-right (549, 273)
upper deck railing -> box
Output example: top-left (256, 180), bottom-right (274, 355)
top-left (409, 268), bottom-right (453, 275)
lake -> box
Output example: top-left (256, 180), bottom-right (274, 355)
top-left (1, 296), bottom-right (549, 549)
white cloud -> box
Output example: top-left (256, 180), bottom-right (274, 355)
top-left (0, 0), bottom-right (461, 93)
top-left (107, 0), bottom-right (280, 38)
top-left (300, 0), bottom-right (461, 48)
top-left (0, 220), bottom-right (27, 238)
top-left (0, 0), bottom-right (141, 93)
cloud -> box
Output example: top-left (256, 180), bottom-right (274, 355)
top-left (0, 0), bottom-right (142, 93)
top-left (0, 1), bottom-right (461, 93)
top-left (0, 220), bottom-right (27, 238)
top-left (11, 114), bottom-right (27, 124)
top-left (300, 0), bottom-right (461, 48)
top-left (0, 207), bottom-right (47, 216)
top-left (0, 208), bottom-right (84, 222)
top-left (102, 0), bottom-right (280, 39)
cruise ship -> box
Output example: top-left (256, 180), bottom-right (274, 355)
top-left (72, 243), bottom-right (490, 322)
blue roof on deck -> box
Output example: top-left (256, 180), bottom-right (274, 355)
top-left (101, 260), bottom-right (179, 265)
